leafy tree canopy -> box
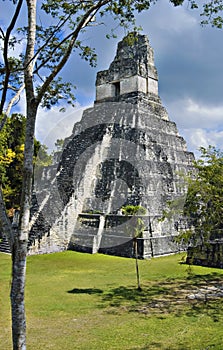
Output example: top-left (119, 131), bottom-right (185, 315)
top-left (183, 146), bottom-right (223, 243)
top-left (0, 113), bottom-right (51, 211)
top-left (161, 147), bottom-right (223, 245)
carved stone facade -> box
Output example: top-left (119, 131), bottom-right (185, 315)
top-left (30, 33), bottom-right (194, 257)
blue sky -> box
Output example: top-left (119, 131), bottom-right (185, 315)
top-left (1, 0), bottom-right (223, 157)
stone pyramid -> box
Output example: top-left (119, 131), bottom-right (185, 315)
top-left (30, 33), bottom-right (194, 257)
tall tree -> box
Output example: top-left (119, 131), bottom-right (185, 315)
top-left (121, 205), bottom-right (146, 290)
top-left (183, 146), bottom-right (223, 244)
top-left (162, 146), bottom-right (223, 246)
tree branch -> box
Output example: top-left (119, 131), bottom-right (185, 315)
top-left (0, 26), bottom-right (5, 39)
top-left (26, 14), bottom-right (72, 73)
top-left (0, 0), bottom-right (24, 115)
top-left (5, 83), bottom-right (25, 116)
top-left (33, 4), bottom-right (102, 76)
top-left (36, 0), bottom-right (109, 104)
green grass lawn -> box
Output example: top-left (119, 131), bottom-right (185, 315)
top-left (1, 251), bottom-right (223, 350)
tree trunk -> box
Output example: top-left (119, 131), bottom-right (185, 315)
top-left (134, 238), bottom-right (141, 291)
top-left (10, 98), bottom-right (38, 349)
top-left (9, 2), bottom-right (37, 349)
top-left (10, 237), bottom-right (27, 350)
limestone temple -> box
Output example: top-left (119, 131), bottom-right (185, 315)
top-left (29, 33), bottom-right (195, 257)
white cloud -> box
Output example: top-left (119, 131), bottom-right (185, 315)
top-left (153, 2), bottom-right (197, 34)
top-left (166, 97), bottom-right (223, 157)
top-left (187, 99), bottom-right (223, 120)
top-left (35, 104), bottom-right (91, 152)
top-left (180, 128), bottom-right (223, 158)
top-left (167, 97), bottom-right (223, 130)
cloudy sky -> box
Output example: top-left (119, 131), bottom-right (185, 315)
top-left (1, 0), bottom-right (223, 157)
top-left (36, 0), bottom-right (223, 157)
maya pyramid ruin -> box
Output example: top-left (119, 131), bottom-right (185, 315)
top-left (30, 33), bottom-right (194, 257)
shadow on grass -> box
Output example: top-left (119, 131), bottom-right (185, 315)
top-left (67, 288), bottom-right (103, 295)
top-left (100, 272), bottom-right (223, 321)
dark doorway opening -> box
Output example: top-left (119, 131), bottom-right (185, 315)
top-left (113, 81), bottom-right (120, 97)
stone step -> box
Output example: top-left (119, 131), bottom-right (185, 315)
top-left (0, 236), bottom-right (11, 254)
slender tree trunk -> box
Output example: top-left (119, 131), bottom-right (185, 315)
top-left (10, 99), bottom-right (38, 350)
top-left (10, 104), bottom-right (37, 348)
top-left (10, 236), bottom-right (27, 350)
top-left (134, 238), bottom-right (141, 291)
top-left (10, 2), bottom-right (37, 349)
